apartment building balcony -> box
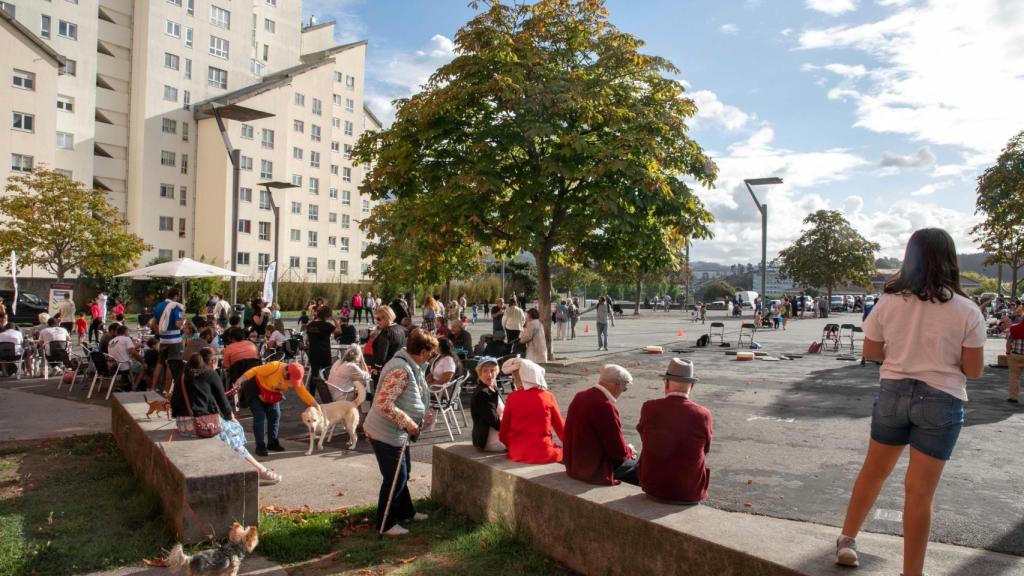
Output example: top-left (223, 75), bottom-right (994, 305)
top-left (94, 155), bottom-right (127, 180)
top-left (98, 18), bottom-right (131, 49)
top-left (94, 122), bottom-right (128, 148)
top-left (96, 87), bottom-right (129, 114)
top-left (97, 53), bottom-right (130, 83)
top-left (98, 0), bottom-right (132, 18)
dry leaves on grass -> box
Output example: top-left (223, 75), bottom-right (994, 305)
top-left (395, 556), bottom-right (418, 565)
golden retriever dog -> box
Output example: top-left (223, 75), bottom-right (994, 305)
top-left (301, 380), bottom-right (366, 454)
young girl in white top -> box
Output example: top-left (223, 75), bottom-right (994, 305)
top-left (836, 228), bottom-right (986, 576)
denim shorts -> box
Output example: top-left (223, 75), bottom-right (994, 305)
top-left (870, 378), bottom-right (964, 461)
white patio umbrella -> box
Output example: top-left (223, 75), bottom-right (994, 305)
top-left (116, 258), bottom-right (245, 279)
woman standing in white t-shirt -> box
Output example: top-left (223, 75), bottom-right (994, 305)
top-left (836, 229), bottom-right (986, 576)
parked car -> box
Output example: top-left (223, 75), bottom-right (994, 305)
top-left (830, 295), bottom-right (846, 312)
top-left (0, 290), bottom-right (50, 325)
top-left (707, 300), bottom-right (728, 311)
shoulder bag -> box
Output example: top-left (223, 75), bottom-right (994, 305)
top-left (181, 373), bottom-right (222, 438)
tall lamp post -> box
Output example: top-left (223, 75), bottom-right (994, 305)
top-left (259, 181), bottom-right (299, 304)
top-left (744, 177), bottom-right (783, 304)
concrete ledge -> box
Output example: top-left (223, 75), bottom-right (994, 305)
top-left (112, 392), bottom-right (258, 544)
top-left (431, 443), bottom-right (1024, 576)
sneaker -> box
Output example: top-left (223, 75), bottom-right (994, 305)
top-left (254, 447), bottom-right (269, 457)
top-left (382, 524), bottom-right (408, 537)
top-left (259, 469), bottom-right (282, 484)
top-left (412, 512), bottom-right (429, 522)
top-left (1008, 398), bottom-right (1020, 404)
top-left (267, 442), bottom-right (286, 452)
top-left (836, 535), bottom-right (859, 567)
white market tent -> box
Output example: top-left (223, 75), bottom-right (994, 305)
top-left (116, 258), bottom-right (245, 280)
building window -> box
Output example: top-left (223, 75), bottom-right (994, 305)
top-left (237, 252), bottom-right (250, 265)
top-left (183, 90), bottom-right (190, 109)
top-left (329, 212), bottom-right (337, 223)
top-left (310, 151), bottom-right (320, 168)
top-left (361, 262), bottom-right (369, 274)
top-left (260, 160), bottom-right (273, 179)
top-left (293, 120), bottom-right (304, 133)
top-left (342, 167), bottom-right (351, 182)
top-left (168, 0), bottom-right (182, 6)
top-left (306, 257), bottom-right (317, 274)
top-left (312, 98), bottom-right (322, 116)
top-left (259, 189), bottom-right (271, 210)
top-left (160, 183), bottom-right (175, 199)
top-left (340, 237), bottom-right (350, 252)
top-left (264, 18), bottom-right (275, 33)
top-left (328, 259), bottom-right (336, 271)
top-left (158, 249), bottom-right (173, 260)
top-left (362, 199), bottom-right (370, 213)
top-left (343, 144), bottom-right (353, 160)
top-left (165, 20), bottom-right (181, 38)
top-left (181, 154), bottom-right (189, 174)
top-left (258, 221), bottom-right (270, 241)
top-left (163, 85), bottom-right (178, 102)
top-left (289, 229), bottom-right (300, 242)
top-left (40, 15), bottom-right (51, 39)
top-left (209, 5), bottom-right (230, 29)
top-left (261, 128), bottom-right (274, 149)
top-left (311, 125), bottom-right (321, 142)
top-left (290, 201), bottom-right (301, 214)
top-left (180, 186), bottom-right (188, 206)
top-left (334, 71), bottom-right (342, 83)
top-left (341, 214), bottom-right (350, 229)
top-left (309, 178), bottom-right (320, 195)
top-left (237, 219), bottom-right (251, 234)
top-left (11, 154), bottom-right (33, 173)
top-left (12, 112), bottom-right (34, 132)
top-left (344, 120), bottom-right (353, 136)
top-left (331, 141), bottom-right (340, 153)
top-left (240, 155), bottom-right (253, 171)
top-left (332, 117), bottom-right (341, 129)
top-left (182, 122), bottom-right (189, 141)
top-left (160, 151), bottom-right (176, 167)
top-left (345, 98), bottom-right (354, 112)
top-left (308, 231), bottom-right (318, 247)
top-left (333, 94), bottom-right (341, 106)
top-left (239, 187), bottom-right (252, 203)
top-left (342, 190), bottom-right (351, 205)
top-left (65, 59), bottom-right (77, 77)
top-left (346, 75), bottom-right (356, 90)
top-left (267, 0), bottom-right (277, 6)
top-left (54, 132), bottom-right (74, 150)
top-left (159, 216), bottom-right (174, 231)
top-left (57, 96), bottom-right (74, 112)
top-left (308, 204), bottom-right (319, 221)
top-left (257, 253), bottom-right (270, 272)
top-left (187, 0), bottom-right (194, 16)
top-left (339, 260), bottom-right (350, 275)
top-left (292, 147), bottom-right (303, 160)
top-left (294, 93), bottom-right (305, 106)
top-left (184, 59), bottom-right (192, 79)
top-left (164, 53), bottom-right (180, 70)
top-left (13, 70), bottom-right (35, 90)
top-left (209, 36), bottom-right (229, 59)
top-left (289, 256), bottom-right (300, 268)
top-left (208, 66), bottom-right (228, 89)
top-left (291, 174), bottom-right (302, 187)
top-left (178, 219), bottom-right (187, 237)
top-left (262, 44), bottom-right (270, 62)
top-left (329, 188), bottom-right (338, 199)
top-left (58, 20), bottom-right (78, 40)
top-left (330, 164), bottom-right (339, 175)
top-left (185, 27), bottom-right (193, 48)
top-left (328, 236), bottom-right (337, 246)
top-left (162, 118), bottom-right (178, 134)
top-left (55, 168), bottom-right (72, 180)
top-left (240, 124), bottom-right (254, 139)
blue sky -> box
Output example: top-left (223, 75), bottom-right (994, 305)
top-left (302, 0), bottom-right (1024, 264)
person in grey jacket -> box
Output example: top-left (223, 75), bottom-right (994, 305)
top-left (582, 296), bottom-right (616, 351)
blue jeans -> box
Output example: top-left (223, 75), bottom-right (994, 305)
top-left (248, 398), bottom-right (280, 451)
top-left (371, 439), bottom-right (415, 531)
top-left (597, 322), bottom-right (608, 349)
top-left (871, 378), bottom-right (964, 461)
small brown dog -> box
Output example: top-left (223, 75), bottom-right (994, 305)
top-left (166, 522), bottom-right (259, 576)
top-left (144, 394), bottom-right (171, 420)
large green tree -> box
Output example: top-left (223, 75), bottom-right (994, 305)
top-left (0, 168), bottom-right (150, 281)
top-left (973, 129), bottom-right (1024, 297)
top-left (777, 210), bottom-right (878, 316)
top-left (352, 0), bottom-right (716, 359)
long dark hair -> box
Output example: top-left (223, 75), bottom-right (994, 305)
top-left (883, 228), bottom-right (966, 303)
top-left (437, 337), bottom-right (463, 375)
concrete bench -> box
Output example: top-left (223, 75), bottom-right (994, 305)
top-left (111, 392), bottom-right (258, 544)
top-left (431, 443), bottom-right (1024, 576)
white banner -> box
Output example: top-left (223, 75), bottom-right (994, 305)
top-left (9, 251), bottom-right (16, 315)
top-left (262, 261), bottom-right (277, 304)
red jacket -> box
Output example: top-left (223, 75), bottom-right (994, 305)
top-left (637, 395), bottom-right (712, 503)
top-left (563, 386), bottom-right (630, 485)
top-left (499, 388), bottom-right (565, 464)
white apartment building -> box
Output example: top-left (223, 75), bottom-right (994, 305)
top-left (0, 0), bottom-right (377, 283)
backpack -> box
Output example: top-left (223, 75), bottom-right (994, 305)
top-left (696, 334), bottom-right (710, 347)
top-left (555, 307), bottom-right (565, 322)
top-left (807, 341), bottom-right (822, 354)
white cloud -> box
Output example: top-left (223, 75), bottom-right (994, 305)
top-left (823, 63), bottom-right (867, 78)
top-left (781, 28), bottom-right (794, 37)
top-left (827, 87), bottom-right (860, 101)
top-left (798, 1), bottom-right (1024, 159)
top-left (806, 0), bottom-right (858, 16)
top-left (364, 34), bottom-right (458, 125)
top-left (689, 89), bottom-right (751, 131)
top-left (719, 23), bottom-right (739, 35)
top-left (909, 181), bottom-right (953, 196)
top-left (846, 200), bottom-right (981, 258)
top-left (879, 146), bottom-right (936, 169)
top-left (877, 0), bottom-right (913, 6)
top-left (302, 0), bottom-right (366, 44)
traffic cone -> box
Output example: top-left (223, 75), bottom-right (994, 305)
top-left (584, 324), bottom-right (590, 333)
top-left (677, 329), bottom-right (683, 337)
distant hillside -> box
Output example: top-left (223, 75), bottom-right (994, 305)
top-left (958, 253), bottom-right (1000, 277)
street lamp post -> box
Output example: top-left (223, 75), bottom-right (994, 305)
top-left (260, 181), bottom-right (299, 304)
top-left (744, 177), bottom-right (783, 305)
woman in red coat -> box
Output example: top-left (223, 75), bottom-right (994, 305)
top-left (499, 358), bottom-right (565, 463)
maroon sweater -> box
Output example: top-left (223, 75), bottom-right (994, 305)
top-left (636, 395), bottom-right (712, 503)
top-left (563, 386), bottom-right (631, 485)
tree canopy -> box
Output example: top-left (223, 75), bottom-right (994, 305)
top-left (700, 280), bottom-right (736, 303)
top-left (777, 210), bottom-right (878, 308)
top-left (972, 129), bottom-right (1024, 296)
top-left (352, 0), bottom-right (716, 358)
top-left (0, 168), bottom-right (150, 281)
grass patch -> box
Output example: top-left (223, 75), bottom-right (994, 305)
top-left (0, 434), bottom-right (173, 575)
top-left (260, 500), bottom-right (569, 575)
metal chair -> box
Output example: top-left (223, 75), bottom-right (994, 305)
top-left (43, 340), bottom-right (72, 380)
top-left (428, 373), bottom-right (469, 442)
top-left (849, 326), bottom-right (864, 352)
top-left (86, 351), bottom-right (121, 399)
top-left (822, 324), bottom-right (841, 351)
top-left (839, 324), bottom-right (855, 347)
top-left (708, 322), bottom-right (726, 344)
top-left (0, 342), bottom-right (26, 379)
top-left (737, 322), bottom-right (757, 347)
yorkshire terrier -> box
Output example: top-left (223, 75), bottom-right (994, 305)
top-left (166, 522), bottom-right (259, 576)
top-left (143, 394), bottom-right (172, 420)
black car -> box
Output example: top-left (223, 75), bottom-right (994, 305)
top-left (0, 290), bottom-right (50, 325)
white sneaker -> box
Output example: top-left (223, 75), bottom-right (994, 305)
top-left (412, 512), bottom-right (429, 522)
top-left (383, 524), bottom-right (408, 537)
top-left (836, 535), bottom-right (858, 567)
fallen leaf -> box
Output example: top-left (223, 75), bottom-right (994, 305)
top-left (744, 501), bottom-right (753, 507)
top-left (397, 556), bottom-right (418, 564)
top-left (746, 480), bottom-right (752, 485)
top-left (143, 558), bottom-right (169, 567)
top-left (336, 491), bottom-right (347, 497)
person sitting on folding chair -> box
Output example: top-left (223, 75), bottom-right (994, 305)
top-left (427, 338), bottom-right (461, 387)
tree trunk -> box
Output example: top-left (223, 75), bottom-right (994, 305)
top-left (825, 286), bottom-right (832, 319)
top-left (634, 278), bottom-right (642, 315)
top-left (534, 248), bottom-right (554, 361)
top-left (444, 278), bottom-right (452, 305)
top-left (1013, 264), bottom-right (1020, 299)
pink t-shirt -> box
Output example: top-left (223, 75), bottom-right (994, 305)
top-left (863, 292), bottom-right (986, 401)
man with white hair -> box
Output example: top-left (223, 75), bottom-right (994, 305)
top-left (563, 364), bottom-right (638, 485)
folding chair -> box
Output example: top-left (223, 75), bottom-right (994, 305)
top-left (428, 373), bottom-right (469, 442)
top-left (850, 326), bottom-right (864, 352)
top-left (708, 322), bottom-right (726, 344)
top-left (822, 324), bottom-right (841, 352)
top-left (839, 324), bottom-right (855, 348)
top-left (86, 351), bottom-right (121, 399)
top-left (737, 322), bottom-right (757, 347)
top-left (0, 342), bottom-right (26, 380)
top-left (43, 340), bottom-right (72, 380)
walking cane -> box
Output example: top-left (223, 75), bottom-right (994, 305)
top-left (378, 437), bottom-right (411, 539)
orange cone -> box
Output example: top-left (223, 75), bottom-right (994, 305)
top-left (584, 324), bottom-right (590, 333)
top-left (677, 329), bottom-right (683, 337)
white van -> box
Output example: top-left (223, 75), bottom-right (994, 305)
top-left (735, 291), bottom-right (759, 309)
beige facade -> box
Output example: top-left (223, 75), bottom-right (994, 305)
top-left (0, 1), bottom-right (377, 282)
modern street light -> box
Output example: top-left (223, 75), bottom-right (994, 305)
top-left (744, 177), bottom-right (783, 305)
top-left (259, 181), bottom-right (299, 303)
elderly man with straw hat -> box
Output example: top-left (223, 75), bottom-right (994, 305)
top-left (637, 358), bottom-right (713, 504)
